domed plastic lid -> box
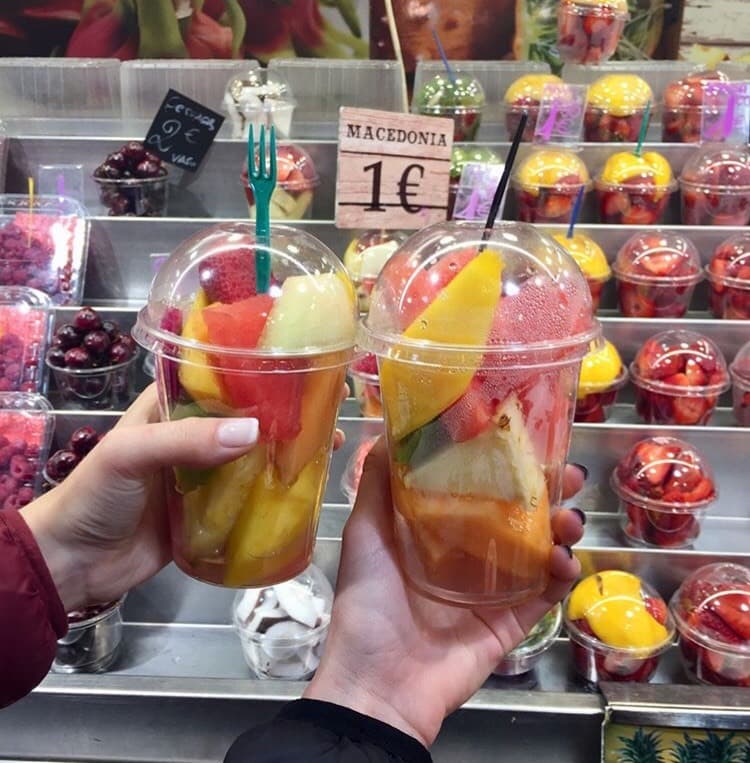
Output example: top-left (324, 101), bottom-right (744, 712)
top-left (587, 75), bottom-right (653, 115)
top-left (611, 436), bottom-right (716, 510)
top-left (708, 232), bottom-right (750, 287)
top-left (504, 74), bottom-right (564, 106)
top-left (134, 223), bottom-right (357, 362)
top-left (414, 74), bottom-right (486, 114)
top-left (564, 571), bottom-right (674, 655)
top-left (344, 230), bottom-right (407, 280)
top-left (242, 143), bottom-right (319, 191)
top-left (670, 563), bottom-right (750, 655)
top-left (614, 231), bottom-right (702, 286)
top-left (508, 604), bottom-right (562, 657)
top-left (663, 69), bottom-right (729, 110)
top-left (514, 149), bottom-right (591, 191)
top-left (631, 330), bottom-right (730, 395)
top-left (578, 338), bottom-right (626, 396)
top-left (450, 146), bottom-right (502, 180)
top-left (225, 68), bottom-right (295, 108)
top-left (731, 340), bottom-right (750, 387)
top-left (596, 151), bottom-right (675, 190)
top-left (552, 232), bottom-right (610, 281)
top-left (680, 145), bottom-right (750, 191)
top-left (360, 221), bottom-right (599, 367)
top-left (562, 0), bottom-right (629, 16)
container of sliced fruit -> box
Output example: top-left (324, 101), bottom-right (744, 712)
top-left (706, 232), bottom-right (750, 320)
top-left (730, 341), bottom-right (750, 428)
top-left (413, 74), bottom-right (486, 142)
top-left (494, 605), bottom-right (562, 677)
top-left (552, 232), bottom-right (610, 312)
top-left (575, 338), bottom-right (627, 423)
top-left (343, 230), bottom-right (406, 315)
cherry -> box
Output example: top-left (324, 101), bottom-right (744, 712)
top-left (68, 426), bottom-right (99, 457)
top-left (116, 334), bottom-right (137, 353)
top-left (109, 341), bottom-right (134, 365)
top-left (135, 160), bottom-right (162, 179)
top-left (45, 449), bottom-right (79, 481)
top-left (74, 307), bottom-right (102, 333)
top-left (56, 324), bottom-right (81, 350)
top-left (83, 330), bottom-right (111, 356)
top-left (64, 347), bottom-right (91, 369)
top-left (46, 348), bottom-right (66, 368)
top-left (101, 320), bottom-right (120, 341)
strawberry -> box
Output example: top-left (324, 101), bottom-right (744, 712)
top-left (710, 592), bottom-right (750, 640)
top-left (441, 376), bottom-right (494, 443)
top-left (619, 284), bottom-right (656, 317)
top-left (622, 206), bottom-right (657, 226)
top-left (633, 441), bottom-right (674, 486)
top-left (198, 248), bottom-right (257, 304)
top-left (673, 395), bottom-right (708, 425)
top-left (684, 359), bottom-right (707, 387)
top-left (640, 251), bottom-right (678, 277)
top-left (696, 608), bottom-right (744, 646)
top-left (645, 596), bottom-right (668, 625)
top-left (542, 193), bottom-right (573, 220)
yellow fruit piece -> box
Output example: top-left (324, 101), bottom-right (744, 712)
top-left (223, 452), bottom-right (327, 587)
top-left (179, 289), bottom-right (226, 405)
top-left (553, 233), bottom-right (610, 280)
top-left (600, 151), bottom-right (673, 187)
top-left (504, 74), bottom-right (563, 104)
top-left (517, 150), bottom-right (589, 196)
top-left (588, 75), bottom-right (653, 117)
top-left (379, 250), bottom-right (503, 441)
top-left (578, 339), bottom-right (623, 397)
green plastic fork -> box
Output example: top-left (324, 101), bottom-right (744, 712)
top-left (247, 123), bottom-right (277, 294)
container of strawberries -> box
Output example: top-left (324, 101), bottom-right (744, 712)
top-left (631, 330), bottom-right (730, 426)
top-left (556, 0), bottom-right (629, 65)
top-left (612, 437), bottom-right (717, 549)
top-left (730, 340), bottom-right (750, 427)
top-left (613, 231), bottom-right (703, 319)
top-left (662, 70), bottom-right (729, 144)
top-left (670, 563), bottom-right (750, 687)
top-left (706, 232), bottom-right (750, 320)
top-left (564, 570), bottom-right (674, 685)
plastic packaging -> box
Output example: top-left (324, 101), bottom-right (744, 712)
top-left (584, 74), bottom-right (653, 142)
top-left (662, 70), bottom-right (729, 143)
top-left (349, 353), bottom-right (382, 418)
top-left (557, 0), bottom-right (629, 65)
top-left (449, 147), bottom-right (502, 219)
top-left (503, 74), bottom-right (564, 141)
top-left (493, 605), bottom-right (562, 676)
top-left (552, 232), bottom-right (610, 311)
top-left (413, 74), bottom-right (486, 142)
top-left (706, 232), bottom-right (750, 320)
top-left (730, 341), bottom-right (750, 427)
top-left (575, 339), bottom-right (627, 423)
top-left (224, 68), bottom-right (296, 140)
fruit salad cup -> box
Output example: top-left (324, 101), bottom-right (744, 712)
top-left (493, 605), bottom-right (562, 677)
top-left (557, 0), bottom-right (629, 65)
top-left (565, 571), bottom-right (674, 685)
top-left (575, 339), bottom-right (627, 423)
top-left (613, 232), bottom-right (703, 318)
top-left (133, 224), bottom-right (357, 588)
top-left (349, 353), bottom-right (382, 418)
top-left (596, 151), bottom-right (676, 225)
top-left (512, 150), bottom-right (591, 224)
top-left (612, 437), bottom-right (717, 549)
top-left (242, 143), bottom-right (319, 221)
top-left (413, 74), bottom-right (486, 142)
top-left (343, 230), bottom-right (406, 314)
top-left (680, 145), bottom-right (750, 226)
top-left (449, 146), bottom-right (502, 219)
top-left (631, 330), bottom-right (730, 426)
top-left (552, 232), bottom-right (610, 311)
top-left (584, 75), bottom-right (653, 143)
top-left (707, 232), bottom-right (750, 320)
top-left (730, 341), bottom-right (750, 427)
top-left (670, 563), bottom-right (750, 687)
top-left (361, 221), bottom-right (599, 607)
top-left (662, 70), bottom-right (729, 143)
top-left (503, 74), bottom-right (564, 141)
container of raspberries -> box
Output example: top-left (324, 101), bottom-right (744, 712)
top-left (0, 194), bottom-right (89, 306)
top-left (0, 392), bottom-right (54, 510)
top-left (730, 340), bottom-right (750, 427)
top-left (670, 563), bottom-right (750, 687)
top-left (93, 141), bottom-right (169, 217)
top-left (44, 424), bottom-right (103, 488)
top-left (612, 436), bottom-right (717, 549)
top-left (46, 306), bottom-right (138, 410)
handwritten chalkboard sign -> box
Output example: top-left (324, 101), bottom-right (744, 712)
top-left (144, 89), bottom-right (225, 173)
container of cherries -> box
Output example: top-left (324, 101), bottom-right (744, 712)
top-left (44, 424), bottom-right (103, 488)
top-left (45, 307), bottom-right (138, 410)
top-left (93, 141), bottom-right (169, 217)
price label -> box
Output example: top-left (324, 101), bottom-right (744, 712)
top-left (335, 107), bottom-right (454, 229)
top-left (452, 162), bottom-right (506, 221)
top-left (145, 89), bottom-right (225, 173)
top-left (701, 81), bottom-right (750, 144)
top-left (534, 84), bottom-right (588, 146)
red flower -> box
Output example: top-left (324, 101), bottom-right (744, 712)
top-left (184, 7), bottom-right (234, 58)
top-left (66, 0), bottom-right (138, 59)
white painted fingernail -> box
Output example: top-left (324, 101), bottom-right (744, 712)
top-left (217, 419), bottom-right (259, 447)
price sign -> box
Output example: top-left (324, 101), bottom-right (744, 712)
top-left (534, 84), bottom-right (588, 146)
top-left (336, 107), bottom-right (454, 229)
top-left (145, 89), bottom-right (225, 173)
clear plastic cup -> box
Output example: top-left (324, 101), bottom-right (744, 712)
top-left (493, 605), bottom-right (562, 676)
top-left (241, 143), bottom-right (319, 221)
top-left (557, 0), bottom-right (629, 65)
top-left (662, 70), bottom-right (729, 143)
top-left (513, 149), bottom-right (591, 224)
top-left (613, 231), bottom-right (703, 318)
top-left (349, 353), bottom-right (382, 418)
top-left (360, 221), bottom-right (599, 607)
top-left (232, 564), bottom-right (333, 680)
top-left (612, 436), bottom-right (716, 549)
top-left (449, 146), bottom-right (502, 219)
top-left (631, 330), bottom-right (730, 426)
top-left (706, 232), bottom-right (750, 320)
top-left (680, 145), bottom-right (750, 226)
top-left (584, 75), bottom-right (653, 142)
top-left (413, 74), bottom-right (486, 142)
top-left (565, 571), bottom-right (674, 685)
top-left (575, 339), bottom-right (627, 423)
top-left (730, 341), bottom-right (750, 427)
top-left (48, 351), bottom-right (138, 410)
top-left (223, 68), bottom-right (296, 141)
top-left (133, 224), bottom-right (357, 588)
top-left (670, 563), bottom-right (750, 687)
top-left (552, 232), bottom-right (610, 312)
top-left (503, 74), bottom-right (564, 141)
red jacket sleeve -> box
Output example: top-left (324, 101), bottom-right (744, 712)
top-left (0, 510), bottom-right (67, 709)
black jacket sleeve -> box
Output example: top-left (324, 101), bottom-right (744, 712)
top-left (224, 699), bottom-right (432, 763)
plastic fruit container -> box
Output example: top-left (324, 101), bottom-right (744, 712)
top-left (596, 150), bottom-right (676, 225)
top-left (557, 0), bottom-right (629, 65)
top-left (413, 74), bottom-right (485, 142)
top-left (340, 436), bottom-right (378, 506)
top-left (43, 424), bottom-right (103, 489)
top-left (0, 392), bottom-right (54, 510)
top-left (631, 330), bottom-right (730, 426)
top-left (680, 145), bottom-right (750, 226)
top-left (343, 230), bottom-right (406, 314)
top-left (0, 194), bottom-right (88, 306)
top-left (552, 232), bottom-right (610, 312)
top-left (224, 68), bottom-right (296, 140)
top-left (242, 143), bottom-right (319, 220)
top-left (493, 605), bottom-right (562, 676)
top-left (503, 74), bottom-right (564, 141)
top-left (706, 232), bottom-right (750, 320)
top-left (613, 231), bottom-right (702, 318)
top-left (612, 436), bottom-right (716, 549)
top-left (512, 149), bottom-right (591, 224)
top-left (575, 339), bottom-right (627, 423)
top-left (232, 564), bottom-right (333, 679)
top-left (564, 570), bottom-right (674, 685)
top-left (670, 563), bottom-right (750, 687)
top-left (730, 340), bottom-right (750, 427)
top-left (662, 69), bottom-right (729, 143)
top-left (584, 75), bottom-right (653, 142)
top-left (349, 352), bottom-right (382, 418)
top-left (448, 146), bottom-right (502, 219)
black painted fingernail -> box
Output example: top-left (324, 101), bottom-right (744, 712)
top-left (571, 507), bottom-right (587, 526)
top-left (572, 463), bottom-right (589, 481)
top-left (563, 545), bottom-right (574, 559)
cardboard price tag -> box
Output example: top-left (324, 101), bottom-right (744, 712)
top-left (145, 89), bottom-right (225, 172)
top-left (336, 107), bottom-right (454, 230)
top-left (534, 83), bottom-right (588, 146)
top-left (452, 162), bottom-right (506, 221)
